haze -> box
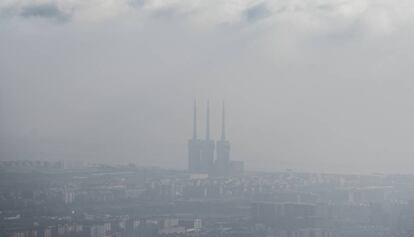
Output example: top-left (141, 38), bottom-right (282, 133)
top-left (1, 0), bottom-right (414, 174)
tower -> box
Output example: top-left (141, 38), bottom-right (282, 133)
top-left (200, 101), bottom-right (215, 174)
top-left (188, 101), bottom-right (202, 172)
top-left (215, 102), bottom-right (230, 176)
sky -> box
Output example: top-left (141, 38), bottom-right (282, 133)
top-left (2, 0), bottom-right (414, 174)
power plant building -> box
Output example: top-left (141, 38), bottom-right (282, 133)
top-left (188, 101), bottom-right (242, 176)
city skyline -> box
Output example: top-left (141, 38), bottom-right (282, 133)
top-left (4, 1), bottom-right (414, 236)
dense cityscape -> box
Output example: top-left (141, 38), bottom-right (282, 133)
top-left (2, 104), bottom-right (414, 237)
top-left (3, 160), bottom-right (414, 237)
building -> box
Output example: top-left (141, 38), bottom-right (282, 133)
top-left (188, 102), bottom-right (202, 173)
top-left (215, 103), bottom-right (230, 177)
top-left (188, 101), bottom-right (241, 176)
top-left (188, 101), bottom-right (215, 174)
top-left (199, 102), bottom-right (215, 173)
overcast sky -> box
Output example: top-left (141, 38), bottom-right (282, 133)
top-left (2, 0), bottom-right (414, 173)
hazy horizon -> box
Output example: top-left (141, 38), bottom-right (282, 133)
top-left (2, 0), bottom-right (414, 174)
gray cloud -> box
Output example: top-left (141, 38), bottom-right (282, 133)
top-left (20, 3), bottom-right (71, 22)
top-left (244, 3), bottom-right (271, 22)
top-left (0, 0), bottom-right (411, 35)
